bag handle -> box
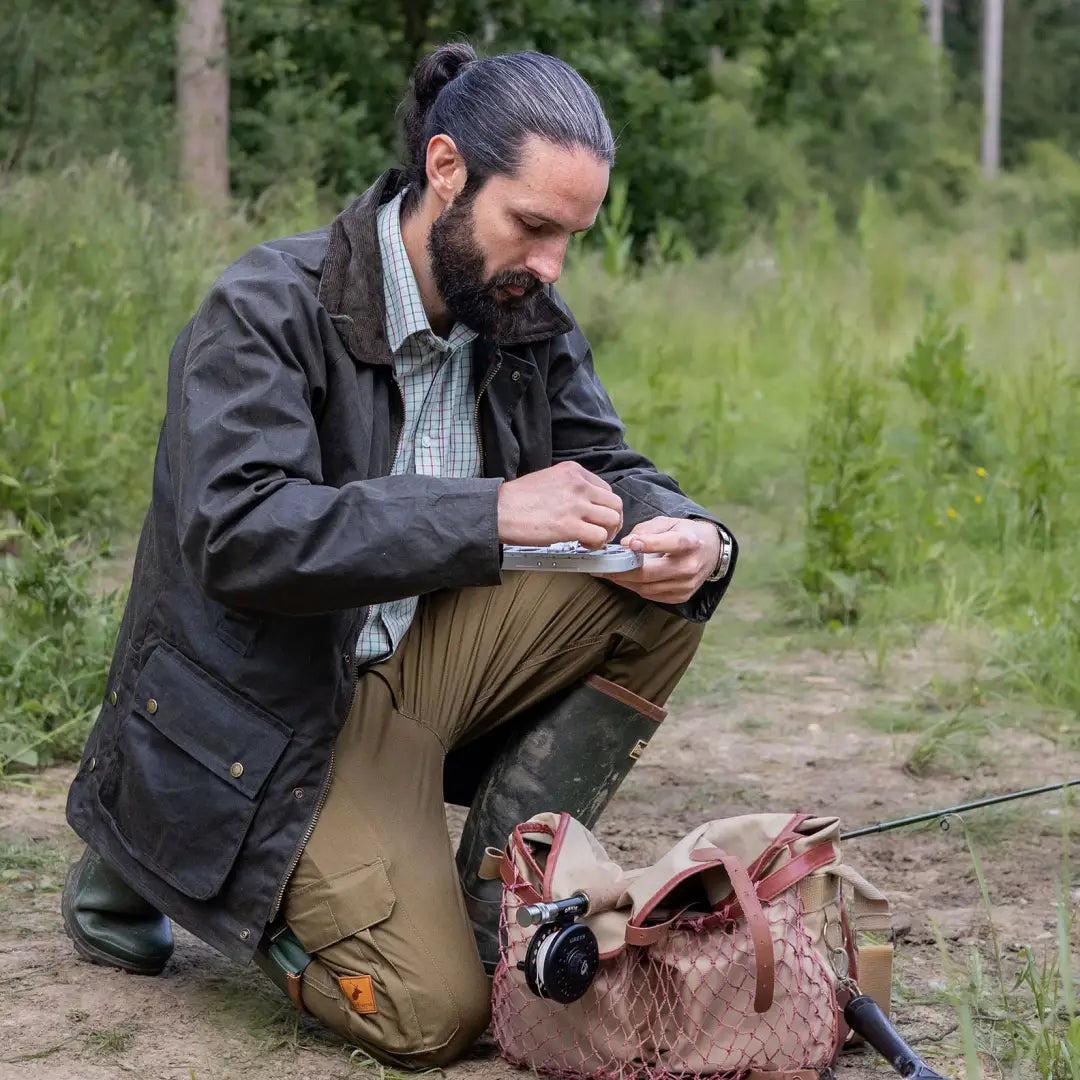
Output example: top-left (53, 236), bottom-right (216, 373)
top-left (827, 863), bottom-right (890, 933)
top-left (497, 820), bottom-right (556, 907)
top-left (627, 845), bottom-right (776, 1015)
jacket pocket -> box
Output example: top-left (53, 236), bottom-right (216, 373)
top-left (99, 642), bottom-right (291, 900)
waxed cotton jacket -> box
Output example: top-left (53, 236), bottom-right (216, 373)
top-left (65, 171), bottom-right (737, 963)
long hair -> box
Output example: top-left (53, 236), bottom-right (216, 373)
top-left (397, 43), bottom-right (615, 213)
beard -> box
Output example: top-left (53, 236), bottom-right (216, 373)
top-left (427, 192), bottom-right (545, 342)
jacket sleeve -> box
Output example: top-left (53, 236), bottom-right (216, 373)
top-left (168, 259), bottom-right (503, 615)
top-left (546, 323), bottom-right (737, 623)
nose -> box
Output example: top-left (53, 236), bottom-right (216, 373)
top-left (524, 237), bottom-right (569, 285)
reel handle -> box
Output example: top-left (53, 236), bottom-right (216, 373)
top-left (844, 995), bottom-right (951, 1080)
top-left (516, 892), bottom-right (590, 927)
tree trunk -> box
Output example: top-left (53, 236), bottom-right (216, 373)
top-left (981, 0), bottom-right (1003, 178)
top-left (176, 0), bottom-right (229, 207)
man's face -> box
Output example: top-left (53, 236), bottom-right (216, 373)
top-left (428, 135), bottom-right (609, 339)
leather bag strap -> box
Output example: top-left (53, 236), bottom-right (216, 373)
top-left (628, 845), bottom-right (776, 1014)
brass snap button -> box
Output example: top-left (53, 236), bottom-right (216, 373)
top-left (146, 699), bottom-right (158, 714)
top-left (511, 370), bottom-right (521, 381)
top-left (293, 788), bottom-right (304, 800)
top-left (108, 691), bottom-right (118, 706)
top-left (229, 762), bottom-right (244, 779)
top-left (239, 928), bottom-right (250, 941)
top-left (88, 757), bottom-right (96, 772)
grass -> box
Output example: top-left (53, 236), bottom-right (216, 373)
top-left (0, 840), bottom-right (69, 892)
top-left (934, 814), bottom-right (1080, 1079)
top-left (87, 1025), bottom-right (137, 1055)
top-left (4, 162), bottom-right (1078, 774)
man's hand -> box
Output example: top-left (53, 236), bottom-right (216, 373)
top-left (497, 462), bottom-right (624, 549)
top-left (594, 516), bottom-right (720, 604)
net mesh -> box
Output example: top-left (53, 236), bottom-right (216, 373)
top-left (491, 871), bottom-right (838, 1080)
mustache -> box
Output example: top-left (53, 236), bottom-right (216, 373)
top-left (486, 269), bottom-right (543, 295)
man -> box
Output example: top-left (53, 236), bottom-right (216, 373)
top-left (63, 43), bottom-right (736, 1069)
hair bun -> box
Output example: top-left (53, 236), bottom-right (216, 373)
top-left (411, 42), bottom-right (477, 113)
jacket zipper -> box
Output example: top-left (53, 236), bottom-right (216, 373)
top-left (473, 352), bottom-right (503, 466)
top-left (269, 373), bottom-right (405, 923)
top-left (268, 660), bottom-right (362, 921)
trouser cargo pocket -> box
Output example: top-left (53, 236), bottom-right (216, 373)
top-left (284, 857), bottom-right (486, 1060)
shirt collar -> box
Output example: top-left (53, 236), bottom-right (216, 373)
top-left (377, 190), bottom-right (477, 356)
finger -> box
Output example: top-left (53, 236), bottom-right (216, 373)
top-left (582, 505), bottom-right (623, 540)
top-left (592, 574), bottom-right (697, 605)
top-left (574, 466), bottom-right (613, 492)
top-left (576, 522), bottom-right (612, 550)
top-left (634, 582), bottom-right (697, 603)
top-left (597, 555), bottom-right (696, 587)
top-left (588, 487), bottom-right (624, 513)
top-left (620, 516), bottom-right (679, 538)
top-left (622, 529), bottom-right (700, 556)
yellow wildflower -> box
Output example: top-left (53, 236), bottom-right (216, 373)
top-left (947, 508), bottom-right (958, 519)
top-left (976, 467), bottom-right (988, 478)
top-left (974, 495), bottom-right (983, 504)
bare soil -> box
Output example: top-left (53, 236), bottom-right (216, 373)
top-left (2, 599), bottom-right (1077, 1080)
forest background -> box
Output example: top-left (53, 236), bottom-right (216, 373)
top-left (1, 3), bottom-right (1079, 1075)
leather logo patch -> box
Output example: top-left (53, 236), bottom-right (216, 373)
top-left (339, 974), bottom-right (377, 1015)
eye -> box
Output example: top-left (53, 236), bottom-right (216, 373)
top-left (519, 217), bottom-right (544, 233)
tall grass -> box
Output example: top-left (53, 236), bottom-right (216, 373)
top-left (934, 815), bottom-right (1079, 1079)
top-left (1, 162), bottom-right (1079, 777)
top-left (0, 156), bottom-right (321, 534)
top-left (570, 190), bottom-right (1080, 720)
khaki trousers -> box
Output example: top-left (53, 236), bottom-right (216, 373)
top-left (281, 571), bottom-right (703, 1068)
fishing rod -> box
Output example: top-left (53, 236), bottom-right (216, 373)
top-left (841, 778), bottom-right (1080, 840)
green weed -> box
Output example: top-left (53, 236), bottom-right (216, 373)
top-left (1, 160), bottom-right (1079, 771)
top-left (801, 347), bottom-right (898, 624)
top-left (936, 815), bottom-right (1079, 1078)
top-left (87, 1025), bottom-right (136, 1055)
top-left (0, 524), bottom-right (121, 775)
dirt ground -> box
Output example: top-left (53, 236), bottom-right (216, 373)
top-left (1, 589), bottom-right (1077, 1080)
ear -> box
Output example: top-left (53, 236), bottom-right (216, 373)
top-left (425, 134), bottom-right (467, 206)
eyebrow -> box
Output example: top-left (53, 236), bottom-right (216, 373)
top-left (517, 209), bottom-right (596, 235)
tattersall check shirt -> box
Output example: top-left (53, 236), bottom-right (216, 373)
top-left (355, 191), bottom-right (482, 664)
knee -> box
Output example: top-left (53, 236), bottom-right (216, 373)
top-left (305, 957), bottom-right (491, 1069)
top-left (406, 970), bottom-right (491, 1067)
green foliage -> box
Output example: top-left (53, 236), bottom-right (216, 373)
top-left (948, 0), bottom-right (1080, 170)
top-left (0, 0), bottom-right (174, 176)
top-left (898, 309), bottom-right (987, 476)
top-left (0, 157), bottom-right (320, 536)
top-left (1, 161), bottom-right (1079, 773)
top-left (801, 352), bottom-right (897, 624)
top-left (0, 525), bottom-right (121, 774)
top-left (1, 0), bottom-right (968, 252)
top-left (939, 822), bottom-right (1080, 1079)
top-left (999, 141), bottom-right (1080, 248)
top-left (595, 176), bottom-right (633, 278)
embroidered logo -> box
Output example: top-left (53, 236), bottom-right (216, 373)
top-left (338, 974), bottom-right (377, 1014)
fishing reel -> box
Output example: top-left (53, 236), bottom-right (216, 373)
top-left (515, 892), bottom-right (599, 1004)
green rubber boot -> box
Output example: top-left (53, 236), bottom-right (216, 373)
top-left (455, 675), bottom-right (666, 973)
top-left (62, 847), bottom-right (174, 976)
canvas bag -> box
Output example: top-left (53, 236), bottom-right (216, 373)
top-left (489, 811), bottom-right (891, 1080)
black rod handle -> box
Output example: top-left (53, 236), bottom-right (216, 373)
top-left (844, 995), bottom-right (951, 1080)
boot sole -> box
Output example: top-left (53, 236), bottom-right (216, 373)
top-left (61, 861), bottom-right (170, 977)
